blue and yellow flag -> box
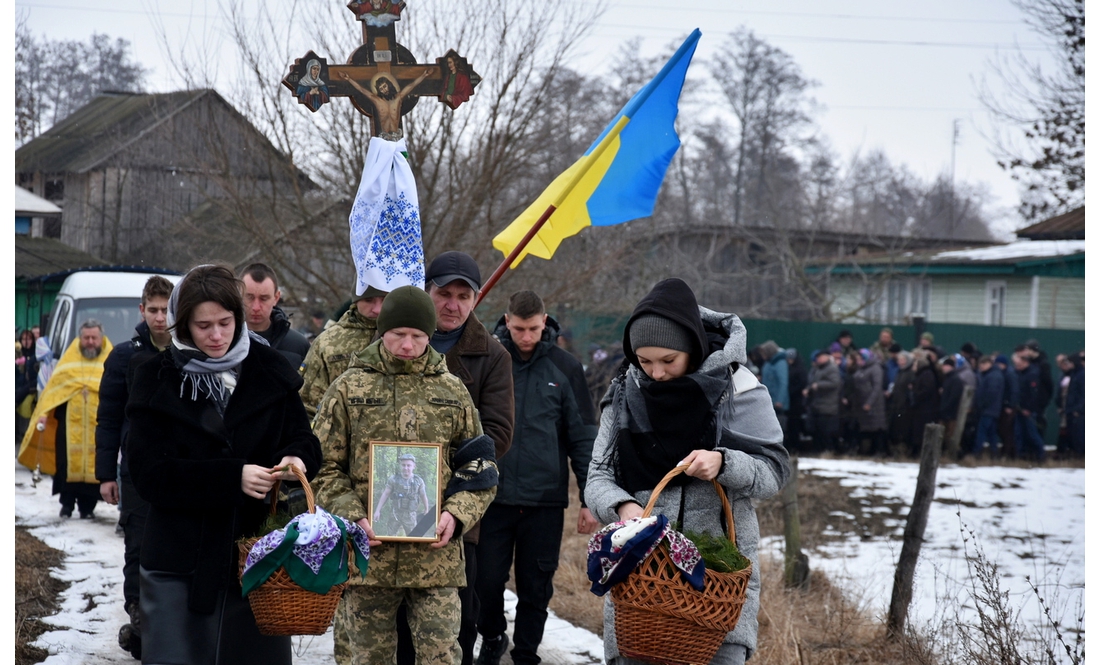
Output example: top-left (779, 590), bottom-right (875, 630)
top-left (492, 29), bottom-right (701, 267)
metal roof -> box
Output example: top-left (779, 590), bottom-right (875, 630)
top-left (15, 90), bottom-right (209, 174)
top-left (15, 236), bottom-right (109, 279)
top-left (1015, 206), bottom-right (1085, 240)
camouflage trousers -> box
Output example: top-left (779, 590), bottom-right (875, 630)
top-left (334, 586), bottom-right (461, 665)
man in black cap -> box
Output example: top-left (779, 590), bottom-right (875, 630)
top-left (396, 251), bottom-right (514, 665)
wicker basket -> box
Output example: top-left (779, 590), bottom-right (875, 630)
top-left (237, 465), bottom-right (347, 636)
top-left (610, 465), bottom-right (752, 665)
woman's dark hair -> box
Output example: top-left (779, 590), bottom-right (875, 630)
top-left (172, 264), bottom-right (244, 347)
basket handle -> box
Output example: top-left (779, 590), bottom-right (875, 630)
top-left (640, 464), bottom-right (736, 546)
top-left (267, 464), bottom-right (316, 516)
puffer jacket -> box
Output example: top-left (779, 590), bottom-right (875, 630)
top-left (585, 306), bottom-right (790, 659)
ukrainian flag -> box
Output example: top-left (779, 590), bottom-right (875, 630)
top-left (492, 29), bottom-right (701, 267)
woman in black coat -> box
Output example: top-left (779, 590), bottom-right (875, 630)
top-left (908, 349), bottom-right (942, 457)
top-left (127, 265), bottom-right (321, 665)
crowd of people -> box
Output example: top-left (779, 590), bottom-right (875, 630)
top-left (734, 327), bottom-right (1084, 462)
top-left (13, 262), bottom-right (1082, 665)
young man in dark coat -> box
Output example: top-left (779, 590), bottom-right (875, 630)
top-left (240, 263), bottom-right (311, 370)
top-left (94, 274), bottom-right (174, 659)
top-left (1013, 350), bottom-right (1047, 462)
top-left (972, 355), bottom-right (1005, 457)
top-left (477, 290), bottom-right (597, 665)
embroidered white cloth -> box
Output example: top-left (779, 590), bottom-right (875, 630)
top-left (349, 136), bottom-right (425, 295)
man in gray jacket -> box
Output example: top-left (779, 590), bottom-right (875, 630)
top-left (805, 350), bottom-right (842, 453)
top-left (475, 290), bottom-right (597, 665)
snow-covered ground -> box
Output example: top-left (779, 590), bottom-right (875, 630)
top-left (16, 456), bottom-right (1084, 663)
top-left (760, 457), bottom-right (1085, 660)
top-left (13, 457), bottom-right (603, 665)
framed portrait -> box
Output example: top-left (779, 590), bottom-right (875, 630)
top-left (368, 441), bottom-right (443, 542)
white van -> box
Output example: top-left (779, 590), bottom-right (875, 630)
top-left (45, 270), bottom-right (182, 360)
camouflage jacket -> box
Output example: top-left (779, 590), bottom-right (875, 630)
top-left (299, 308), bottom-right (377, 419)
top-left (311, 340), bottom-right (494, 588)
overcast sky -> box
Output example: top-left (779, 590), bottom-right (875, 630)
top-left (16, 0), bottom-right (1059, 237)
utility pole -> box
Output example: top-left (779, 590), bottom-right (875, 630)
top-left (949, 119), bottom-right (959, 238)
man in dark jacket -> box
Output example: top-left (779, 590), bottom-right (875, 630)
top-left (972, 355), bottom-right (1004, 457)
top-left (887, 350), bottom-right (916, 452)
top-left (1063, 352), bottom-right (1084, 458)
top-left (938, 356), bottom-right (965, 453)
top-left (476, 290), bottom-right (597, 665)
top-left (395, 251), bottom-right (514, 665)
top-left (1013, 350), bottom-right (1046, 462)
top-left (785, 348), bottom-right (808, 452)
top-left (93, 274), bottom-right (174, 659)
top-left (1023, 339), bottom-right (1054, 437)
top-left (804, 350), bottom-right (841, 453)
top-left (240, 263), bottom-right (311, 370)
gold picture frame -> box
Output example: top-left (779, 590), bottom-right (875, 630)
top-left (368, 441), bottom-right (443, 542)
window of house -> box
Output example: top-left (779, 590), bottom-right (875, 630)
top-left (986, 281), bottom-right (1007, 326)
top-left (44, 177), bottom-right (64, 201)
top-left (869, 279), bottom-right (931, 324)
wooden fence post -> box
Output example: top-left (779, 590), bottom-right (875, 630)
top-left (782, 457), bottom-right (810, 589)
top-left (944, 385), bottom-right (975, 459)
top-left (887, 423), bottom-right (943, 638)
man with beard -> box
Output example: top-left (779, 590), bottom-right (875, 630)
top-left (94, 275), bottom-right (174, 659)
top-left (19, 320), bottom-right (112, 519)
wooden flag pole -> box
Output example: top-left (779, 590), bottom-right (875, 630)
top-left (476, 204), bottom-right (557, 307)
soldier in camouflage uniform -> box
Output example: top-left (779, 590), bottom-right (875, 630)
top-left (299, 286), bottom-right (388, 419)
top-left (312, 286), bottom-right (498, 665)
top-left (374, 453), bottom-right (430, 536)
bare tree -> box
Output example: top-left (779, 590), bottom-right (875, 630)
top-left (14, 23), bottom-right (146, 144)
top-left (978, 0), bottom-right (1084, 220)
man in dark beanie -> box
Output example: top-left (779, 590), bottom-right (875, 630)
top-left (312, 284), bottom-right (498, 665)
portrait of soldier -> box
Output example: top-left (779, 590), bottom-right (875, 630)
top-left (373, 452), bottom-right (430, 536)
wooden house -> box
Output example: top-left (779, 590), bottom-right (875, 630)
top-left (15, 89), bottom-right (312, 270)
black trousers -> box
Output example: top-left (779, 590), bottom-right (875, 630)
top-left (475, 504), bottom-right (564, 665)
top-left (120, 471), bottom-right (150, 614)
top-left (396, 541), bottom-right (479, 665)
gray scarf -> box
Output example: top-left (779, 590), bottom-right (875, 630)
top-left (166, 267), bottom-right (268, 413)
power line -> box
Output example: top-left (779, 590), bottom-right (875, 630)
top-left (604, 2), bottom-right (1024, 26)
top-left (591, 23), bottom-right (1046, 51)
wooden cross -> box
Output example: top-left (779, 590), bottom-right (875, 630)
top-left (282, 1), bottom-right (481, 139)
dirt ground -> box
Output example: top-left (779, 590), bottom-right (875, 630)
top-left (15, 526), bottom-right (67, 665)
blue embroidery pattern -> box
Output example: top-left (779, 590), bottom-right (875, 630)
top-left (349, 190), bottom-right (425, 287)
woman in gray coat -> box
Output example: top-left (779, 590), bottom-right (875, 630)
top-left (851, 349), bottom-right (887, 456)
top-left (584, 278), bottom-right (790, 665)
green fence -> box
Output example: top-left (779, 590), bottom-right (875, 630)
top-left (558, 311), bottom-right (1085, 448)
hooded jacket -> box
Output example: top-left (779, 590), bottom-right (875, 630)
top-left (491, 314), bottom-right (596, 508)
top-left (259, 305), bottom-right (311, 371)
top-left (585, 279), bottom-right (789, 659)
top-left (975, 365), bottom-right (1005, 419)
top-left (761, 347), bottom-right (790, 412)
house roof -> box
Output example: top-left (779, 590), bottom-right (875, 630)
top-left (812, 239), bottom-right (1085, 278)
top-left (15, 236), bottom-right (109, 280)
top-left (1015, 206), bottom-right (1085, 240)
top-left (15, 186), bottom-right (62, 216)
top-left (15, 90), bottom-right (210, 174)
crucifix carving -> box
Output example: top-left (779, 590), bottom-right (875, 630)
top-left (282, 1), bottom-right (481, 139)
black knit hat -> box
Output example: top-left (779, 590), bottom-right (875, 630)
top-left (376, 286), bottom-right (437, 336)
top-left (629, 314), bottom-right (694, 354)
